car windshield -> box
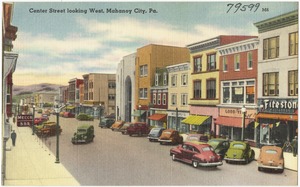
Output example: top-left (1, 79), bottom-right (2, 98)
top-left (202, 146), bottom-right (213, 152)
top-left (151, 128), bottom-right (160, 133)
top-left (78, 129), bottom-right (87, 133)
top-left (232, 144), bottom-right (244, 149)
top-left (266, 150), bottom-right (277, 154)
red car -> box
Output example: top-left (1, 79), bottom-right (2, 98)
top-left (63, 112), bottom-right (75, 118)
top-left (126, 122), bottom-right (150, 136)
top-left (34, 117), bottom-right (48, 125)
top-left (170, 142), bottom-right (223, 168)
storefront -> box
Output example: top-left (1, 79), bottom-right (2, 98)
top-left (256, 98), bottom-right (298, 148)
top-left (215, 107), bottom-right (256, 142)
top-left (148, 113), bottom-right (167, 128)
top-left (181, 115), bottom-right (212, 134)
top-left (167, 110), bottom-right (189, 133)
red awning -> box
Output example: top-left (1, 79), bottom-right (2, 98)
top-left (148, 114), bottom-right (167, 121)
top-left (255, 113), bottom-right (298, 121)
top-left (215, 116), bottom-right (252, 128)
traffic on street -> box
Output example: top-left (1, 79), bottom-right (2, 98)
top-left (39, 115), bottom-right (297, 186)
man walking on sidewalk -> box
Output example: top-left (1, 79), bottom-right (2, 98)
top-left (11, 130), bottom-right (17, 146)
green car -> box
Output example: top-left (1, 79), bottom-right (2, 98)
top-left (224, 141), bottom-right (255, 164)
top-left (72, 125), bottom-right (95, 144)
top-left (207, 138), bottom-right (230, 160)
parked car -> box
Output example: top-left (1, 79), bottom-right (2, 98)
top-left (34, 116), bottom-right (48, 125)
top-left (224, 141), bottom-right (255, 164)
top-left (158, 129), bottom-right (183, 145)
top-left (99, 118), bottom-right (115, 128)
top-left (257, 145), bottom-right (284, 173)
top-left (120, 122), bottom-right (133, 135)
top-left (185, 134), bottom-right (209, 144)
top-left (147, 127), bottom-right (165, 142)
top-left (207, 138), bottom-right (230, 159)
top-left (37, 109), bottom-right (43, 113)
top-left (36, 122), bottom-right (62, 137)
top-left (63, 112), bottom-right (75, 118)
top-left (111, 121), bottom-right (125, 131)
top-left (126, 122), bottom-right (150, 136)
top-left (71, 125), bottom-right (95, 144)
top-left (170, 142), bottom-right (223, 168)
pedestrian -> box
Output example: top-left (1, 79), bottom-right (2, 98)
top-left (11, 130), bottom-right (17, 146)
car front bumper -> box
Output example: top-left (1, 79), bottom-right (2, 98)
top-left (257, 163), bottom-right (284, 170)
top-left (158, 139), bottom-right (172, 143)
top-left (224, 157), bottom-right (246, 162)
top-left (198, 161), bottom-right (223, 167)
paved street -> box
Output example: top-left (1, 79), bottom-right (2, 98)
top-left (42, 115), bottom-right (297, 186)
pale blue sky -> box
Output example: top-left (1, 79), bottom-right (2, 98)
top-left (10, 1), bottom-right (298, 85)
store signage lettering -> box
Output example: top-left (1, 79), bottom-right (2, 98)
top-left (259, 99), bottom-right (298, 114)
top-left (17, 115), bottom-right (33, 127)
top-left (220, 108), bottom-right (256, 118)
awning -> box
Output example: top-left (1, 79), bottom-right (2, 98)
top-left (66, 106), bottom-right (75, 110)
top-left (255, 113), bottom-right (298, 121)
top-left (181, 115), bottom-right (210, 126)
top-left (131, 110), bottom-right (146, 117)
top-left (215, 116), bottom-right (252, 128)
top-left (148, 114), bottom-right (167, 121)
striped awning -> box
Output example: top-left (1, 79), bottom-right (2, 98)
top-left (181, 115), bottom-right (210, 126)
top-left (148, 114), bottom-right (167, 121)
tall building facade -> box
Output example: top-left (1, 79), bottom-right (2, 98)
top-left (134, 44), bottom-right (190, 122)
top-left (254, 10), bottom-right (298, 147)
top-left (116, 53), bottom-right (136, 122)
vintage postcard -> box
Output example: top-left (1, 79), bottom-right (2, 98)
top-left (2, 1), bottom-right (298, 186)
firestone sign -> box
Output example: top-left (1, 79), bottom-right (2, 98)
top-left (258, 98), bottom-right (298, 114)
top-left (17, 115), bottom-right (33, 127)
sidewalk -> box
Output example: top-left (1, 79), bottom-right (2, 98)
top-left (4, 120), bottom-right (80, 186)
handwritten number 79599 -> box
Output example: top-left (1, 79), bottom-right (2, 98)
top-left (227, 3), bottom-right (260, 13)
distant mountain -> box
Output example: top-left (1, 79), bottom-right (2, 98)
top-left (13, 83), bottom-right (64, 95)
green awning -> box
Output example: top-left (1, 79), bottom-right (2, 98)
top-left (181, 115), bottom-right (210, 125)
top-left (66, 106), bottom-right (75, 110)
top-left (131, 110), bottom-right (146, 117)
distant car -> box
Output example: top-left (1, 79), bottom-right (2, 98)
top-left (72, 125), bottom-right (95, 144)
top-left (36, 122), bottom-right (61, 137)
top-left (170, 142), bottom-right (223, 168)
top-left (126, 122), bottom-right (150, 136)
top-left (257, 145), bottom-right (284, 173)
top-left (63, 112), bottom-right (75, 118)
top-left (111, 121), bottom-right (125, 131)
top-left (185, 134), bottom-right (209, 144)
top-left (158, 129), bottom-right (183, 145)
top-left (99, 118), bottom-right (115, 128)
top-left (207, 138), bottom-right (230, 159)
top-left (37, 109), bottom-right (43, 114)
top-left (120, 122), bottom-right (133, 135)
top-left (147, 127), bottom-right (165, 142)
top-left (224, 141), bottom-right (255, 164)
top-left (34, 117), bottom-right (48, 125)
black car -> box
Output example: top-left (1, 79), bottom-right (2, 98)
top-left (147, 127), bottom-right (165, 142)
top-left (207, 138), bottom-right (230, 159)
top-left (99, 118), bottom-right (115, 128)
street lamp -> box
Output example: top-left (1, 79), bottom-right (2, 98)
top-left (32, 105), bottom-right (35, 135)
top-left (54, 107), bottom-right (60, 164)
top-left (99, 104), bottom-right (102, 120)
top-left (139, 104), bottom-right (141, 122)
top-left (241, 105), bottom-right (246, 141)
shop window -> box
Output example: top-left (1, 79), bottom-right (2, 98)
top-left (231, 87), bottom-right (244, 103)
top-left (263, 36), bottom-right (279, 60)
top-left (289, 32), bottom-right (298, 56)
top-left (288, 70), bottom-right (298, 96)
top-left (263, 72), bottom-right (279, 96)
top-left (223, 87), bottom-right (230, 103)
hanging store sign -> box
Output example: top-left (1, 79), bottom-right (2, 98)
top-left (258, 98), bottom-right (298, 114)
top-left (17, 114), bottom-right (33, 127)
top-left (219, 108), bottom-right (256, 118)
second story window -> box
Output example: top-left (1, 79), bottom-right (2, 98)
top-left (108, 82), bottom-right (116, 89)
top-left (289, 32), bottom-right (298, 56)
top-left (234, 54), bottom-right (240, 71)
top-left (171, 94), bottom-right (177, 105)
top-left (263, 36), bottom-right (279, 60)
top-left (157, 93), bottom-right (161, 105)
top-left (263, 72), bottom-right (279, 96)
top-left (193, 80), bottom-right (201, 99)
top-left (139, 88), bottom-right (148, 99)
top-left (223, 56), bottom-right (228, 72)
top-left (155, 73), bottom-right (159, 86)
top-left (140, 65), bottom-right (148, 77)
top-left (152, 93), bottom-right (156, 105)
top-left (181, 74), bottom-right (188, 86)
top-left (181, 94), bottom-right (188, 106)
top-left (247, 52), bottom-right (253, 69)
top-left (162, 94), bottom-right (167, 105)
top-left (193, 56), bottom-right (202, 73)
top-left (163, 72), bottom-right (167, 85)
top-left (207, 53), bottom-right (216, 71)
top-left (288, 70), bottom-right (298, 96)
top-left (206, 79), bottom-right (216, 99)
top-left (171, 75), bottom-right (177, 87)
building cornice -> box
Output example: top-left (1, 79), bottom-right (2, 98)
top-left (216, 38), bottom-right (259, 56)
top-left (186, 37), bottom-right (220, 53)
top-left (254, 10), bottom-right (298, 33)
top-left (166, 62), bottom-right (190, 73)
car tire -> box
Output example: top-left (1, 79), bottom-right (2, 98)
top-left (122, 132), bottom-right (125, 135)
top-left (129, 134), bottom-right (132, 136)
top-left (192, 161), bottom-right (198, 168)
top-left (172, 154), bottom-right (176, 161)
top-left (160, 142), bottom-right (162, 145)
top-left (258, 167), bottom-right (262, 171)
top-left (279, 169), bottom-right (284, 173)
top-left (225, 160), bottom-right (229, 163)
